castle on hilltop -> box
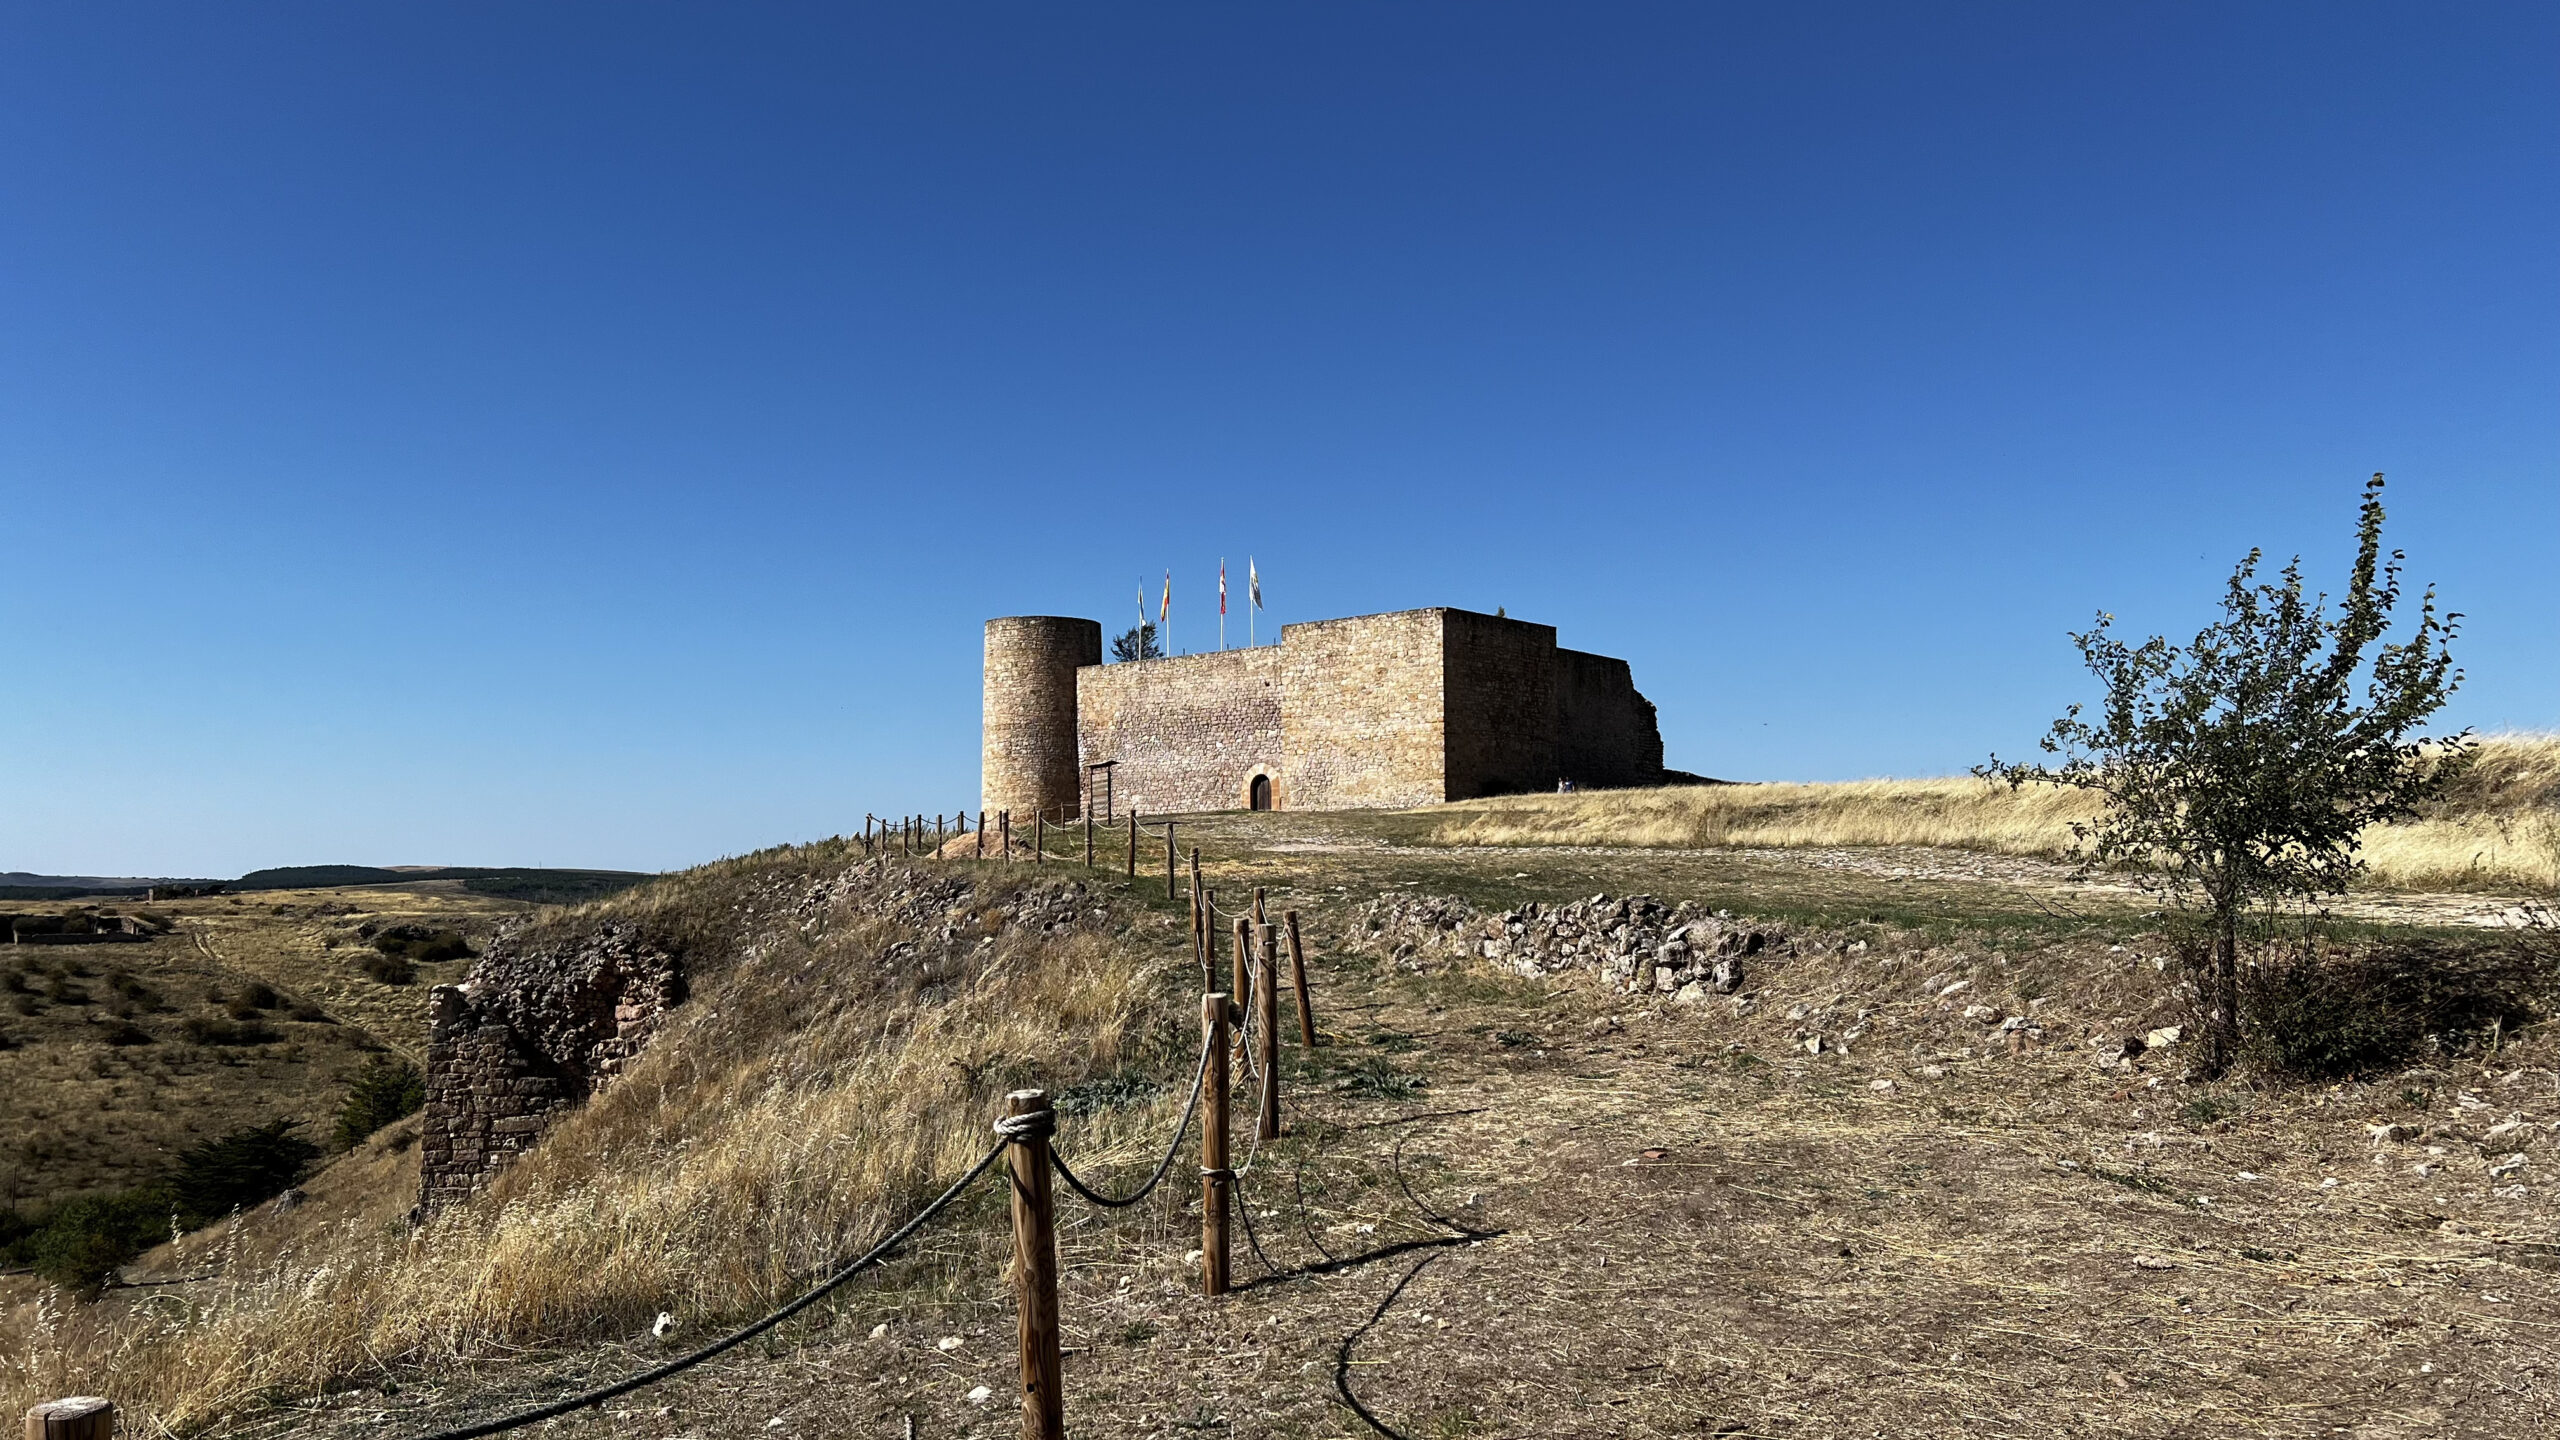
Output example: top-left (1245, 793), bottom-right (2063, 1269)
top-left (981, 606), bottom-right (1672, 819)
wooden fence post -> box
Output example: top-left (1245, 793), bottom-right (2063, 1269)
top-left (901, 818), bottom-right (910, 857)
top-left (1084, 812), bottom-right (1094, 868)
top-left (22, 1398), bottom-right (113, 1440)
top-left (1200, 993), bottom-right (1232, 1297)
top-left (1002, 1091), bottom-right (1065, 1440)
top-left (1126, 811), bottom-right (1138, 882)
top-left (1165, 821), bottom-right (1177, 901)
top-left (1191, 889), bottom-right (1208, 989)
top-left (1231, 917), bottom-right (1251, 1015)
top-left (1285, 909), bottom-right (1315, 1046)
top-left (1035, 813), bottom-right (1044, 865)
top-left (1001, 810), bottom-right (1012, 862)
top-left (1257, 922), bottom-right (1281, 1139)
top-left (977, 810), bottom-right (987, 859)
top-left (1253, 887), bottom-right (1265, 928)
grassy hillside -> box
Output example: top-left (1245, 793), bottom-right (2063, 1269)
top-left (1423, 731), bottom-right (2560, 893)
top-left (0, 887), bottom-right (524, 1215)
top-left (1, 841), bottom-right (1196, 1433)
top-left (7, 818), bottom-right (2552, 1439)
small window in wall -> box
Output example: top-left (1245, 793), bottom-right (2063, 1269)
top-left (1248, 774), bottom-right (1273, 811)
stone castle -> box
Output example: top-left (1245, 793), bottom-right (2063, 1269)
top-left (981, 606), bottom-right (1672, 820)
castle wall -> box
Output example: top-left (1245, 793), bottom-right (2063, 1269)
top-left (983, 617), bottom-right (1101, 821)
top-left (1441, 610), bottom-right (1562, 801)
top-left (1555, 647), bottom-right (1666, 788)
top-left (1279, 610), bottom-right (1449, 809)
top-left (1076, 647), bottom-right (1283, 815)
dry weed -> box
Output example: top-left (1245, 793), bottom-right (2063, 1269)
top-left (1427, 732), bottom-right (2560, 894)
top-left (0, 852), bottom-right (1194, 1433)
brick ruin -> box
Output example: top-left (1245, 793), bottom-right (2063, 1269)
top-left (418, 921), bottom-right (682, 1213)
top-left (984, 605), bottom-right (1679, 820)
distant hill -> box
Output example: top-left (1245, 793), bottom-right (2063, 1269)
top-left (0, 872), bottom-right (221, 900)
top-left (230, 865), bottom-right (651, 904)
top-left (2, 866), bottom-right (650, 904)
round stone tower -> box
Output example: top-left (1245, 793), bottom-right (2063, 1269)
top-left (982, 616), bottom-right (1102, 821)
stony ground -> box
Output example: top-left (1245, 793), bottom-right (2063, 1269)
top-left (230, 814), bottom-right (2559, 1440)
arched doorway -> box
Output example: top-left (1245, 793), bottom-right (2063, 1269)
top-left (1248, 774), bottom-right (1273, 811)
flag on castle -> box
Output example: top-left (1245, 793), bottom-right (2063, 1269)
top-left (1137, 580), bottom-right (1148, 629)
top-left (1159, 571), bottom-right (1170, 629)
top-left (1248, 558), bottom-right (1261, 611)
top-left (1219, 560), bottom-right (1227, 616)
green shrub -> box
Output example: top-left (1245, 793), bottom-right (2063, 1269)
top-left (2241, 940), bottom-right (2549, 1079)
top-left (170, 1119), bottom-right (318, 1224)
top-left (24, 1187), bottom-right (175, 1295)
top-left (371, 926), bottom-right (474, 964)
top-left (181, 1015), bottom-right (277, 1046)
top-left (5, 1120), bottom-right (320, 1295)
top-left (333, 1056), bottom-right (426, 1150)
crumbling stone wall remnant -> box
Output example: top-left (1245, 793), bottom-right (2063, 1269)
top-left (418, 921), bottom-right (681, 1213)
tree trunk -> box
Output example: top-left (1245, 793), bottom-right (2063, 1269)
top-left (2196, 913), bottom-right (2241, 1079)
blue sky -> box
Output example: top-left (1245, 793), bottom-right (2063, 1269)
top-left (4, 4), bottom-right (2553, 877)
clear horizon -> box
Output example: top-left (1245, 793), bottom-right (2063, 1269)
top-left (5, 5), bottom-right (2553, 877)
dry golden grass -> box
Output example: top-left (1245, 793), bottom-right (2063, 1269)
top-left (0, 846), bottom-right (1194, 1433)
top-left (1425, 732), bottom-right (2560, 894)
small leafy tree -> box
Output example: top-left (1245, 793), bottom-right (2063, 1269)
top-left (1110, 622), bottom-right (1164, 662)
top-left (333, 1054), bottom-right (427, 1149)
top-left (1985, 475), bottom-right (2468, 1077)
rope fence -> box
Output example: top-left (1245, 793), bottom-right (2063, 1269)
top-left (23, 808), bottom-right (1452, 1440)
top-left (385, 811), bottom-right (1381, 1440)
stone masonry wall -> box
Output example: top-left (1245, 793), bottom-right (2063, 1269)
top-left (1077, 646), bottom-right (1283, 815)
top-left (1554, 647), bottom-right (1665, 789)
top-left (1278, 609), bottom-right (1450, 809)
top-left (1442, 610), bottom-right (1562, 801)
top-left (418, 921), bottom-right (682, 1213)
top-left (983, 617), bottom-right (1103, 822)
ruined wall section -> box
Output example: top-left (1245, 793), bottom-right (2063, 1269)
top-left (419, 922), bottom-right (681, 1213)
top-left (1279, 610), bottom-right (1449, 809)
top-left (1554, 647), bottom-right (1667, 789)
top-left (1441, 611), bottom-right (1562, 801)
top-left (1076, 647), bottom-right (1283, 815)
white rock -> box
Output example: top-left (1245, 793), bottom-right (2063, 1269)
top-left (869, 1323), bottom-right (889, 1339)
top-left (966, 1386), bottom-right (994, 1406)
top-left (765, 1419), bottom-right (785, 1432)
top-left (2144, 1026), bottom-right (2182, 1049)
top-left (1939, 980), bottom-right (1971, 998)
top-left (1869, 1079), bottom-right (1896, 1092)
top-left (652, 1312), bottom-right (675, 1338)
top-left (936, 1336), bottom-right (964, 1352)
top-left (2131, 1255), bottom-right (2175, 1270)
